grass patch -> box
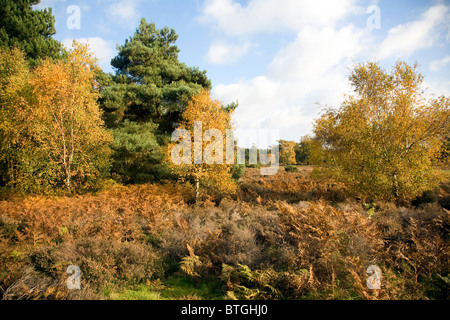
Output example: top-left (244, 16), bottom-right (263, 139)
top-left (109, 285), bottom-right (162, 300)
top-left (108, 276), bottom-right (225, 300)
top-left (161, 276), bottom-right (225, 300)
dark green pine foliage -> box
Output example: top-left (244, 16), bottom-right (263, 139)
top-left (101, 18), bottom-right (211, 133)
top-left (0, 0), bottom-right (62, 65)
top-left (295, 137), bottom-right (312, 165)
top-left (99, 19), bottom-right (211, 183)
top-left (110, 121), bottom-right (169, 184)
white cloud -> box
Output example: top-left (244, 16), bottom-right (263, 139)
top-left (202, 1), bottom-right (450, 146)
top-left (422, 79), bottom-right (450, 98)
top-left (378, 4), bottom-right (449, 59)
top-left (199, 0), bottom-right (368, 145)
top-left (63, 37), bottom-right (116, 71)
top-left (429, 55), bottom-right (450, 72)
top-left (268, 25), bottom-right (364, 81)
top-left (212, 23), bottom-right (365, 146)
top-left (107, 0), bottom-right (142, 29)
top-left (206, 40), bottom-right (254, 64)
top-left (199, 0), bottom-right (360, 36)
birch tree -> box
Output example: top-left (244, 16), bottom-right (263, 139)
top-left (313, 61), bottom-right (450, 201)
top-left (31, 41), bottom-right (112, 192)
top-left (167, 89), bottom-right (236, 202)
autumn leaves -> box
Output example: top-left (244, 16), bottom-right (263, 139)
top-left (166, 90), bottom-right (239, 202)
top-left (311, 61), bottom-right (450, 201)
top-left (0, 42), bottom-right (111, 193)
top-left (1, 38), bottom-right (447, 203)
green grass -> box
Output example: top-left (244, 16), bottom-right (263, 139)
top-left (109, 286), bottom-right (162, 300)
top-left (108, 275), bottom-right (226, 300)
top-left (161, 275), bottom-right (225, 300)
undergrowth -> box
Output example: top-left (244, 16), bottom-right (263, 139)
top-left (0, 168), bottom-right (448, 300)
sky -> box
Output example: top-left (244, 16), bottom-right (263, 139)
top-left (34, 0), bottom-right (450, 148)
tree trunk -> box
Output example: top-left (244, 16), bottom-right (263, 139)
top-left (65, 168), bottom-right (71, 193)
top-left (195, 178), bottom-right (200, 203)
top-left (6, 147), bottom-right (14, 189)
top-left (392, 171), bottom-right (399, 200)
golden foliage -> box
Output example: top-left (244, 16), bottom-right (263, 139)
top-left (30, 41), bottom-right (112, 192)
top-left (166, 89), bottom-right (236, 200)
top-left (0, 42), bottom-right (112, 193)
top-left (312, 61), bottom-right (450, 201)
top-left (278, 140), bottom-right (297, 165)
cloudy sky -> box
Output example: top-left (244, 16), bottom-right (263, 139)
top-left (35, 0), bottom-right (450, 147)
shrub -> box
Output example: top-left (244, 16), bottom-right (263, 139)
top-left (1, 171), bottom-right (449, 300)
top-left (220, 264), bottom-right (282, 300)
top-left (231, 164), bottom-right (245, 180)
top-left (28, 239), bottom-right (164, 294)
top-left (411, 189), bottom-right (438, 207)
top-left (238, 168), bottom-right (347, 204)
top-left (284, 165), bottom-right (299, 173)
top-left (2, 266), bottom-right (102, 300)
top-left (374, 203), bottom-right (449, 282)
top-left (159, 200), bottom-right (275, 271)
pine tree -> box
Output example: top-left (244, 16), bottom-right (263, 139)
top-left (100, 18), bottom-right (211, 133)
top-left (98, 19), bottom-right (212, 183)
top-left (109, 120), bottom-right (166, 184)
top-left (0, 0), bottom-right (62, 65)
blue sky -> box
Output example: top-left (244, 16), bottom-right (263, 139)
top-left (35, 0), bottom-right (450, 147)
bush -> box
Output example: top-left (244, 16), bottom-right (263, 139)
top-left (412, 189), bottom-right (438, 207)
top-left (231, 164), bottom-right (245, 180)
top-left (284, 165), bottom-right (299, 172)
top-left (10, 239), bottom-right (165, 299)
top-left (1, 170), bottom-right (449, 300)
top-left (2, 266), bottom-right (103, 300)
top-left (221, 263), bottom-right (317, 300)
top-left (159, 200), bottom-right (278, 271)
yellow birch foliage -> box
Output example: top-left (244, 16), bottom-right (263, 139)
top-left (0, 42), bottom-right (112, 193)
top-left (313, 61), bottom-right (450, 201)
top-left (0, 47), bottom-right (32, 187)
top-left (30, 41), bottom-right (112, 192)
top-left (166, 89), bottom-right (236, 199)
top-left (279, 140), bottom-right (297, 165)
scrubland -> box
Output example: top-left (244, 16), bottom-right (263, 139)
top-left (0, 167), bottom-right (449, 300)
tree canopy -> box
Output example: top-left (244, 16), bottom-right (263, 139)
top-left (312, 61), bottom-right (450, 201)
top-left (109, 120), bottom-right (165, 184)
top-left (166, 89), bottom-right (236, 202)
top-left (0, 43), bottom-right (112, 193)
top-left (278, 140), bottom-right (297, 165)
top-left (100, 18), bottom-right (211, 133)
top-left (0, 0), bottom-right (62, 65)
top-left (98, 19), bottom-right (212, 184)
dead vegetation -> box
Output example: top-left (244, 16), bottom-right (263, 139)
top-left (0, 167), bottom-right (449, 300)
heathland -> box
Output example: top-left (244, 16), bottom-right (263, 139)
top-left (0, 1), bottom-right (449, 301)
top-left (1, 167), bottom-right (449, 300)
